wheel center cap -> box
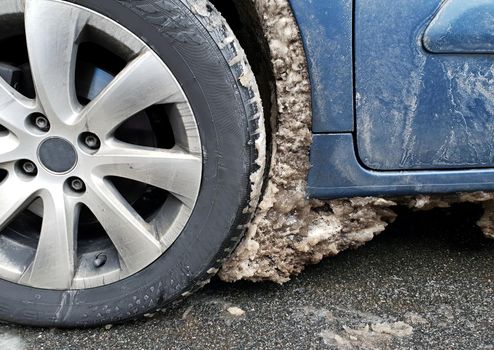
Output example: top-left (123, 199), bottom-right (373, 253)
top-left (38, 137), bottom-right (78, 174)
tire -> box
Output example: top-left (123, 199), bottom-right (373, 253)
top-left (0, 0), bottom-right (264, 327)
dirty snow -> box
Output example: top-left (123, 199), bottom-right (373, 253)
top-left (219, 0), bottom-right (398, 284)
top-left (0, 333), bottom-right (25, 350)
top-left (320, 322), bottom-right (413, 350)
top-left (219, 0), bottom-right (494, 284)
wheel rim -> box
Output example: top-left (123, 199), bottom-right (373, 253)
top-left (0, 0), bottom-right (202, 289)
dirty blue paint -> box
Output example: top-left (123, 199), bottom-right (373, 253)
top-left (303, 0), bottom-right (494, 198)
top-left (290, 0), bottom-right (353, 132)
top-left (355, 0), bottom-right (494, 170)
top-left (424, 0), bottom-right (494, 53)
top-left (308, 134), bottom-right (494, 199)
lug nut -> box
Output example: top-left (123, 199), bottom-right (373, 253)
top-left (21, 161), bottom-right (37, 176)
top-left (69, 177), bottom-right (85, 193)
top-left (84, 133), bottom-right (100, 150)
top-left (34, 115), bottom-right (50, 132)
top-left (93, 254), bottom-right (107, 268)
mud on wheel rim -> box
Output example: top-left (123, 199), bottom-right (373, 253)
top-left (0, 0), bottom-right (202, 290)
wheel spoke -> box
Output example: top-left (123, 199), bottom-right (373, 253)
top-left (19, 189), bottom-right (78, 289)
top-left (0, 77), bottom-right (34, 136)
top-left (25, 0), bottom-right (86, 121)
top-left (95, 144), bottom-right (201, 208)
top-left (83, 179), bottom-right (163, 273)
top-left (0, 134), bottom-right (22, 166)
top-left (0, 176), bottom-right (36, 231)
top-left (82, 50), bottom-right (186, 137)
top-left (0, 78), bottom-right (37, 166)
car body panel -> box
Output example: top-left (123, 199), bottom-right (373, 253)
top-left (308, 134), bottom-right (494, 199)
top-left (290, 0), bottom-right (494, 198)
top-left (290, 0), bottom-right (354, 132)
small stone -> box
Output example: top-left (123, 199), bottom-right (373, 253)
top-left (181, 306), bottom-right (194, 320)
top-left (227, 307), bottom-right (245, 317)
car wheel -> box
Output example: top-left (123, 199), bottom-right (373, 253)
top-left (0, 0), bottom-right (264, 327)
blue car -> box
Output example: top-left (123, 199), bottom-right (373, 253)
top-left (0, 0), bottom-right (490, 327)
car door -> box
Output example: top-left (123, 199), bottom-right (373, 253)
top-left (355, 0), bottom-right (494, 170)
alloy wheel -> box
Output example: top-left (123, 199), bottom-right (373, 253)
top-left (0, 0), bottom-right (202, 290)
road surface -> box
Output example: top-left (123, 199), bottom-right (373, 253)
top-left (0, 203), bottom-right (493, 349)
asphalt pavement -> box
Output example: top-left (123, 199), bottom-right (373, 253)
top-left (0, 203), bottom-right (493, 350)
